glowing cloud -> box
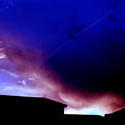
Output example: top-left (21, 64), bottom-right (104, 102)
top-left (64, 107), bottom-right (107, 116)
top-left (0, 40), bottom-right (125, 116)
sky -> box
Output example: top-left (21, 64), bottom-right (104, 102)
top-left (0, 0), bottom-right (125, 116)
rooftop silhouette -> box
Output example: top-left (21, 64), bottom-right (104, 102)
top-left (105, 108), bottom-right (125, 120)
top-left (0, 95), bottom-right (66, 121)
top-left (0, 95), bottom-right (124, 122)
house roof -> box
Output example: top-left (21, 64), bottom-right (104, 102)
top-left (109, 108), bottom-right (125, 115)
top-left (0, 95), bottom-right (67, 108)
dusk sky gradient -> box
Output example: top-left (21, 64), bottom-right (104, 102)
top-left (0, 0), bottom-right (125, 116)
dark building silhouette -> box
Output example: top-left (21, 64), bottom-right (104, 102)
top-left (63, 114), bottom-right (104, 121)
top-left (0, 95), bottom-right (124, 122)
top-left (0, 95), bottom-right (67, 121)
top-left (105, 108), bottom-right (125, 120)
